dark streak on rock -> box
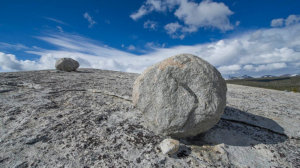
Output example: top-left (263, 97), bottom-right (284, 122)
top-left (0, 157), bottom-right (9, 163)
top-left (0, 89), bottom-right (14, 93)
top-left (25, 135), bottom-right (50, 145)
top-left (4, 75), bottom-right (19, 78)
top-left (48, 89), bottom-right (87, 94)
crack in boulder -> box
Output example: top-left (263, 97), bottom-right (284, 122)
top-left (180, 83), bottom-right (199, 129)
top-left (170, 74), bottom-right (199, 129)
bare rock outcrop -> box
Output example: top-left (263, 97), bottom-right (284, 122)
top-left (0, 69), bottom-right (299, 167)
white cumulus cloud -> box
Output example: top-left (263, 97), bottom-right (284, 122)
top-left (0, 52), bottom-right (38, 71)
top-left (271, 14), bottom-right (300, 27)
top-left (131, 0), bottom-right (234, 38)
top-left (271, 18), bottom-right (284, 27)
top-left (130, 0), bottom-right (166, 20)
top-left (218, 64), bottom-right (241, 74)
top-left (243, 64), bottom-right (254, 71)
top-left (164, 22), bottom-right (185, 39)
top-left (173, 0), bottom-right (233, 32)
top-left (254, 63), bottom-right (287, 72)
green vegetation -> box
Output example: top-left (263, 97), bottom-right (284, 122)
top-left (226, 76), bottom-right (300, 93)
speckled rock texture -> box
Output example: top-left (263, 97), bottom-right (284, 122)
top-left (55, 58), bottom-right (79, 72)
top-left (0, 69), bottom-right (299, 168)
top-left (133, 54), bottom-right (227, 138)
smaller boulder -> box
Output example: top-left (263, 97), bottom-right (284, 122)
top-left (55, 58), bottom-right (79, 72)
top-left (159, 139), bottom-right (180, 155)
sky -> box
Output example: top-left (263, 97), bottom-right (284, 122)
top-left (0, 0), bottom-right (300, 77)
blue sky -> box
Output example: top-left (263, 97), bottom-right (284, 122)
top-left (0, 0), bottom-right (300, 77)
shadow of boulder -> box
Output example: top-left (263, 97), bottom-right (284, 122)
top-left (183, 106), bottom-right (287, 147)
top-left (75, 70), bottom-right (94, 73)
top-left (168, 145), bottom-right (192, 159)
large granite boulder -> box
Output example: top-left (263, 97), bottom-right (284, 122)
top-left (132, 54), bottom-right (227, 138)
top-left (55, 58), bottom-right (79, 72)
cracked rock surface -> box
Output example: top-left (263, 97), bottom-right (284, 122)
top-left (0, 68), bottom-right (299, 168)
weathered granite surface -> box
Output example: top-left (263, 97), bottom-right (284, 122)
top-left (0, 69), bottom-right (299, 168)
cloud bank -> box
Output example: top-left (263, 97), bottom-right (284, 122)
top-left (1, 24), bottom-right (300, 77)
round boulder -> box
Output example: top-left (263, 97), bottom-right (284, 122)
top-left (132, 54), bottom-right (227, 138)
top-left (55, 58), bottom-right (79, 72)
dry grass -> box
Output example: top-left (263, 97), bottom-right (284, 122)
top-left (226, 76), bottom-right (300, 92)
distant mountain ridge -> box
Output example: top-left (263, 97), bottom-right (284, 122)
top-left (227, 73), bottom-right (300, 80)
top-left (228, 75), bottom-right (253, 80)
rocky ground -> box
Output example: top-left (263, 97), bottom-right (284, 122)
top-left (0, 68), bottom-right (299, 168)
